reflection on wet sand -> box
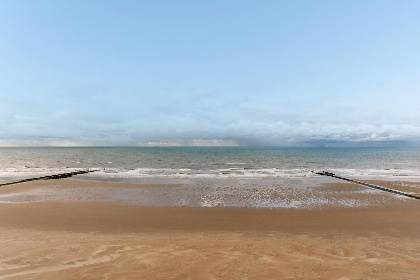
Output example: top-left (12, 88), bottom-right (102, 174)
top-left (0, 178), bottom-right (412, 209)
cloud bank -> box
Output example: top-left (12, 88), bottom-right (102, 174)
top-left (137, 139), bottom-right (238, 147)
top-left (1, 121), bottom-right (419, 147)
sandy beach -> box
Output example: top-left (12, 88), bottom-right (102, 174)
top-left (0, 178), bottom-right (419, 279)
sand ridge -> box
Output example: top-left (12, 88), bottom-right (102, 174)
top-left (1, 229), bottom-right (420, 279)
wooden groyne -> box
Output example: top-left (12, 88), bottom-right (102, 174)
top-left (0, 169), bottom-right (97, 188)
top-left (313, 171), bottom-right (420, 200)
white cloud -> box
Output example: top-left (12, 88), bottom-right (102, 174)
top-left (2, 121), bottom-right (420, 147)
top-left (0, 138), bottom-right (100, 147)
top-left (137, 139), bottom-right (239, 147)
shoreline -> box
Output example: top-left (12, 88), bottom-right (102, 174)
top-left (0, 178), bottom-right (419, 235)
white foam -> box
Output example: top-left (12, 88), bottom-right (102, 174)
top-left (90, 168), bottom-right (316, 179)
top-left (1, 167), bottom-right (420, 181)
top-left (326, 168), bottom-right (420, 181)
top-left (92, 167), bottom-right (420, 180)
top-left (0, 167), bottom-right (89, 179)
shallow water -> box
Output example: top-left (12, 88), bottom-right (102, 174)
top-left (0, 177), bottom-right (404, 209)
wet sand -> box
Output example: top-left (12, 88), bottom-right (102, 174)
top-left (0, 179), bottom-right (419, 279)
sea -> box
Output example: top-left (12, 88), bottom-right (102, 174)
top-left (1, 147), bottom-right (419, 208)
top-left (1, 147), bottom-right (419, 181)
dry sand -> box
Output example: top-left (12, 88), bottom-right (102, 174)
top-left (0, 178), bottom-right (419, 279)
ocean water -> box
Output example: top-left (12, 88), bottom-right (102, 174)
top-left (1, 147), bottom-right (419, 208)
top-left (1, 147), bottom-right (419, 181)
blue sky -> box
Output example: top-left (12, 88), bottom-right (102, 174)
top-left (1, 0), bottom-right (420, 146)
